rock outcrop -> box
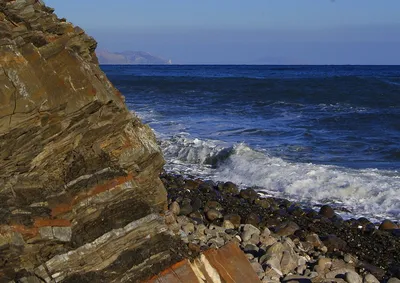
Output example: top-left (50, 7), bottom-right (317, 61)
top-left (0, 0), bottom-right (177, 281)
top-left (147, 242), bottom-right (261, 283)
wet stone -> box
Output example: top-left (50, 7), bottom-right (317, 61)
top-left (198, 180), bottom-right (216, 193)
top-left (255, 198), bottom-right (271, 209)
top-left (206, 209), bottom-right (223, 221)
top-left (379, 219), bottom-right (398, 231)
top-left (219, 181), bottom-right (239, 195)
top-left (319, 205), bottom-right (335, 218)
top-left (240, 188), bottom-right (259, 202)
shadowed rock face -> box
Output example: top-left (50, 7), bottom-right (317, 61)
top-left (0, 0), bottom-right (172, 281)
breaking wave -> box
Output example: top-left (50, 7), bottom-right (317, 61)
top-left (160, 134), bottom-right (400, 222)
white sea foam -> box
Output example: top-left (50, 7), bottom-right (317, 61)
top-left (160, 134), bottom-right (400, 222)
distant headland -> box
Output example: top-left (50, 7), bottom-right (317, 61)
top-left (96, 49), bottom-right (172, 65)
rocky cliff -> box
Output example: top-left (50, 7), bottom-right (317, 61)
top-left (0, 0), bottom-right (180, 281)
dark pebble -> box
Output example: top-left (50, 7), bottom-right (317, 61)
top-left (275, 221), bottom-right (300, 237)
top-left (245, 213), bottom-right (261, 226)
top-left (379, 219), bottom-right (398, 231)
top-left (392, 229), bottom-right (400, 237)
top-left (289, 205), bottom-right (305, 217)
top-left (218, 181), bottom-right (239, 195)
top-left (204, 200), bottom-right (223, 212)
top-left (191, 197), bottom-right (202, 211)
top-left (321, 234), bottom-right (347, 252)
top-left (189, 211), bottom-right (204, 224)
top-left (185, 179), bottom-right (200, 190)
top-left (224, 214), bottom-right (241, 228)
top-left (206, 209), bottom-right (223, 221)
top-left (319, 205), bottom-right (335, 218)
top-left (239, 188), bottom-right (259, 203)
top-left (254, 198), bottom-right (270, 209)
top-left (198, 180), bottom-right (216, 193)
top-left (305, 208), bottom-right (318, 218)
top-left (179, 203), bottom-right (193, 216)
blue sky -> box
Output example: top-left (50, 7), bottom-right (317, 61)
top-left (46, 0), bottom-right (400, 64)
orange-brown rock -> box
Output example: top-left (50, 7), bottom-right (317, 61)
top-left (0, 0), bottom-right (179, 281)
top-left (147, 242), bottom-right (261, 283)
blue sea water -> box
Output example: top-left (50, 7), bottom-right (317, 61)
top-left (102, 65), bottom-right (400, 222)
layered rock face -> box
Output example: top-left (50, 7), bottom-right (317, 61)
top-left (0, 0), bottom-right (172, 281)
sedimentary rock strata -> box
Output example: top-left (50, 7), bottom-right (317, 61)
top-left (0, 0), bottom-right (172, 281)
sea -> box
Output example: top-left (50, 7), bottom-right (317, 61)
top-left (101, 65), bottom-right (400, 223)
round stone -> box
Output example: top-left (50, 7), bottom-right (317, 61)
top-left (220, 181), bottom-right (239, 195)
top-left (388, 278), bottom-right (400, 283)
top-left (319, 205), bottom-right (335, 218)
top-left (275, 221), bottom-right (300, 237)
top-left (239, 188), bottom-right (259, 202)
top-left (179, 203), bottom-right (193, 216)
top-left (224, 214), bottom-right (241, 228)
top-left (204, 200), bottom-right (223, 212)
top-left (379, 219), bottom-right (398, 231)
top-left (363, 273), bottom-right (380, 283)
top-left (344, 271), bottom-right (362, 283)
top-left (245, 213), bottom-right (261, 226)
top-left (206, 209), bottom-right (222, 221)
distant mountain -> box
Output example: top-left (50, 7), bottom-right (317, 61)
top-left (96, 50), bottom-right (172, 65)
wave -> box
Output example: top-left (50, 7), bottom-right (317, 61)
top-left (160, 134), bottom-right (400, 222)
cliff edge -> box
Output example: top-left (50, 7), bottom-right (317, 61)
top-left (0, 0), bottom-right (178, 281)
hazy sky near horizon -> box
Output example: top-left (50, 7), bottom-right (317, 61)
top-left (46, 0), bottom-right (400, 64)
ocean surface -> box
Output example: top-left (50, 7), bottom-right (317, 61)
top-left (102, 65), bottom-right (400, 222)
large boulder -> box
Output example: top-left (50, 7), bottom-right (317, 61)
top-left (0, 0), bottom-right (176, 281)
